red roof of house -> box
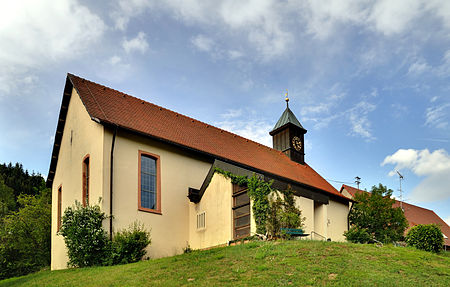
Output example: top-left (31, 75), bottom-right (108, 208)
top-left (340, 185), bottom-right (450, 246)
top-left (64, 73), bottom-right (346, 199)
top-left (340, 184), bottom-right (366, 197)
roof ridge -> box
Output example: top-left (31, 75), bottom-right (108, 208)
top-left (68, 73), bottom-right (284, 156)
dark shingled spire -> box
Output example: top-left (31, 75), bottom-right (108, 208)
top-left (270, 96), bottom-right (305, 135)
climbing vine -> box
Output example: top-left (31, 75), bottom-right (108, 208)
top-left (214, 167), bottom-right (303, 237)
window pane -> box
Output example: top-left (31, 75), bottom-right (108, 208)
top-left (234, 192), bottom-right (249, 206)
top-left (233, 205), bottom-right (250, 217)
top-left (140, 154), bottom-right (157, 210)
top-left (141, 156), bottom-right (156, 175)
top-left (235, 226), bottom-right (250, 238)
top-left (234, 215), bottom-right (250, 228)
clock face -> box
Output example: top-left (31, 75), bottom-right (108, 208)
top-left (292, 136), bottom-right (302, 151)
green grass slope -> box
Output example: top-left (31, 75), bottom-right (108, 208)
top-left (1, 240), bottom-right (449, 286)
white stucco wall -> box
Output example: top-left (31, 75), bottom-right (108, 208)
top-left (51, 88), bottom-right (105, 270)
top-left (189, 173), bottom-right (233, 249)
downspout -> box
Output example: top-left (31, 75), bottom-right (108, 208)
top-left (110, 125), bottom-right (118, 240)
top-left (347, 201), bottom-right (354, 230)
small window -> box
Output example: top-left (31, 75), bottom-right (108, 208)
top-left (57, 185), bottom-right (62, 232)
top-left (138, 151), bottom-right (161, 213)
top-left (82, 155), bottom-right (90, 206)
top-left (197, 212), bottom-right (206, 230)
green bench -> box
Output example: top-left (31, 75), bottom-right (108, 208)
top-left (280, 228), bottom-right (309, 237)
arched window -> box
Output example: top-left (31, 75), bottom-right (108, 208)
top-left (138, 151), bottom-right (161, 214)
top-left (82, 155), bottom-right (90, 206)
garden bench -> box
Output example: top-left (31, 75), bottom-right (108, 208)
top-left (280, 228), bottom-right (309, 237)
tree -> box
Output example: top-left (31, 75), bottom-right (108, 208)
top-left (0, 176), bottom-right (15, 219)
top-left (0, 188), bottom-right (51, 279)
top-left (346, 184), bottom-right (408, 243)
top-left (0, 162), bottom-right (45, 201)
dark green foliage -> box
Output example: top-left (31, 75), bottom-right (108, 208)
top-left (267, 188), bottom-right (304, 238)
top-left (0, 163), bottom-right (45, 201)
top-left (59, 202), bottom-right (110, 267)
top-left (111, 222), bottom-right (151, 265)
top-left (344, 226), bottom-right (371, 243)
top-left (246, 175), bottom-right (272, 234)
top-left (0, 176), bottom-right (15, 219)
top-left (0, 188), bottom-right (51, 280)
top-left (60, 204), bottom-right (151, 267)
top-left (347, 184), bottom-right (408, 243)
top-left (406, 224), bottom-right (444, 253)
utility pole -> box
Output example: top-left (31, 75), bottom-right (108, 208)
top-left (396, 171), bottom-right (404, 210)
top-left (355, 176), bottom-right (361, 190)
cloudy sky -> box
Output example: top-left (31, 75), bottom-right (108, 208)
top-left (1, 0), bottom-right (449, 224)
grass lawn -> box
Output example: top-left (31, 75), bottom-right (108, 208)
top-left (1, 240), bottom-right (449, 286)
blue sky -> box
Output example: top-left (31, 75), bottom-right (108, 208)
top-left (1, 0), bottom-right (449, 224)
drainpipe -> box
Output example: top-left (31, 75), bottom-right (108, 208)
top-left (110, 125), bottom-right (118, 240)
top-left (347, 201), bottom-right (354, 230)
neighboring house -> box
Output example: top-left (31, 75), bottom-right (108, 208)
top-left (47, 74), bottom-right (351, 270)
top-left (340, 184), bottom-right (450, 248)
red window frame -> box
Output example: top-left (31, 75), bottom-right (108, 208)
top-left (82, 154), bottom-right (90, 206)
top-left (138, 150), bottom-right (161, 214)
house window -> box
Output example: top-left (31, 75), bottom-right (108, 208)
top-left (57, 185), bottom-right (62, 232)
top-left (138, 151), bottom-right (161, 214)
top-left (232, 184), bottom-right (250, 239)
top-left (82, 155), bottom-right (90, 206)
top-left (197, 212), bottom-right (206, 230)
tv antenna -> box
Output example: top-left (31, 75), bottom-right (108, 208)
top-left (355, 176), bottom-right (361, 189)
top-left (396, 171), bottom-right (404, 210)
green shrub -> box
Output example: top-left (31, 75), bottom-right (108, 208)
top-left (111, 222), bottom-right (151, 265)
top-left (406, 224), bottom-right (444, 253)
top-left (344, 226), bottom-right (371, 243)
top-left (59, 202), bottom-right (110, 267)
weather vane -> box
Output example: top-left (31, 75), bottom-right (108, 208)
top-left (285, 89), bottom-right (289, 107)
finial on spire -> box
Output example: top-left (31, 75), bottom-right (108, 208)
top-left (285, 89), bottom-right (289, 108)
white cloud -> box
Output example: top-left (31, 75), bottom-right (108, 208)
top-left (368, 0), bottom-right (424, 36)
top-left (122, 32), bottom-right (149, 54)
top-left (425, 103), bottom-right (450, 129)
top-left (446, 216), bottom-right (450, 226)
top-left (347, 101), bottom-right (376, 140)
top-left (110, 0), bottom-right (153, 30)
top-left (382, 148), bottom-right (450, 202)
top-left (228, 50), bottom-right (243, 60)
top-left (109, 55), bottom-right (122, 65)
top-left (215, 109), bottom-right (272, 147)
top-left (191, 35), bottom-right (215, 52)
top-left (408, 59), bottom-right (431, 75)
top-left (221, 109), bottom-right (243, 119)
top-left (0, 0), bottom-right (105, 93)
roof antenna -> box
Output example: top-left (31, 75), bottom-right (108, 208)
top-left (396, 171), bottom-right (404, 210)
top-left (355, 176), bottom-right (361, 190)
top-left (285, 89), bottom-right (289, 108)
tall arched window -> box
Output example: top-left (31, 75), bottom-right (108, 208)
top-left (138, 151), bottom-right (161, 214)
top-left (82, 155), bottom-right (90, 206)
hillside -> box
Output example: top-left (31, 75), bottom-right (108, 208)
top-left (1, 240), bottom-right (449, 287)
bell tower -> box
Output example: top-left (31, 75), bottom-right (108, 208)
top-left (269, 93), bottom-right (307, 164)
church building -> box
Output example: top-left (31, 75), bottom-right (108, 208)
top-left (47, 74), bottom-right (351, 270)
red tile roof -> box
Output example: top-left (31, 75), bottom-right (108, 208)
top-left (340, 184), bottom-right (366, 197)
top-left (340, 185), bottom-right (450, 246)
top-left (66, 73), bottom-right (347, 200)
